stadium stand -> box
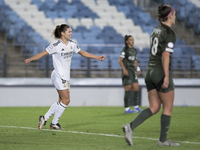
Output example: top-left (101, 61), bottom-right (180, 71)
top-left (0, 0), bottom-right (200, 77)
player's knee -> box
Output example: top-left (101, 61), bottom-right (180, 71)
top-left (163, 105), bottom-right (173, 113)
top-left (149, 104), bottom-right (161, 114)
top-left (62, 98), bottom-right (70, 105)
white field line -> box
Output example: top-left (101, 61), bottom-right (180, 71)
top-left (0, 125), bottom-right (199, 145)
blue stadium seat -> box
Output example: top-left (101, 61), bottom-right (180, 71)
top-left (113, 47), bottom-right (123, 54)
top-left (31, 0), bottom-right (43, 7)
top-left (45, 11), bottom-right (59, 20)
top-left (90, 59), bottom-right (109, 70)
top-left (182, 47), bottom-right (196, 55)
top-left (89, 26), bottom-right (101, 33)
top-left (177, 7), bottom-right (186, 21)
top-left (142, 25), bottom-right (154, 35)
top-left (109, 55), bottom-right (121, 70)
top-left (7, 25), bottom-right (17, 40)
top-left (193, 60), bottom-right (200, 70)
top-left (142, 48), bottom-right (150, 54)
top-left (71, 57), bottom-right (82, 69)
top-left (192, 55), bottom-right (200, 70)
top-left (53, 4), bottom-right (66, 12)
top-left (76, 26), bottom-right (88, 32)
top-left (179, 0), bottom-right (187, 6)
top-left (173, 47), bottom-right (183, 54)
top-left (58, 11), bottom-right (74, 20)
top-left (186, 12), bottom-right (195, 28)
top-left (57, 0), bottom-right (69, 5)
top-left (0, 58), bottom-right (2, 69)
top-left (88, 46), bottom-right (101, 54)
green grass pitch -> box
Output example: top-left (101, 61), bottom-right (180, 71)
top-left (0, 107), bottom-right (200, 150)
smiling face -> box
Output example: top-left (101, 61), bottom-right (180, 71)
top-left (126, 36), bottom-right (134, 47)
top-left (61, 27), bottom-right (72, 41)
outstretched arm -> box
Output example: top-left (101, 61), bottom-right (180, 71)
top-left (78, 50), bottom-right (105, 61)
top-left (24, 50), bottom-right (48, 65)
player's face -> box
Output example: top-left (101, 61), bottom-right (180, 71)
top-left (171, 11), bottom-right (176, 25)
top-left (126, 36), bottom-right (134, 47)
top-left (62, 27), bottom-right (72, 40)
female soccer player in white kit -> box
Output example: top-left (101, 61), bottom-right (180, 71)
top-left (24, 24), bottom-right (105, 129)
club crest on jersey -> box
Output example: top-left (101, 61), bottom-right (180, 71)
top-left (70, 46), bottom-right (72, 49)
top-left (168, 42), bottom-right (174, 48)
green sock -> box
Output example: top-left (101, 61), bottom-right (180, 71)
top-left (133, 91), bottom-right (139, 106)
top-left (160, 114), bottom-right (171, 142)
top-left (124, 91), bottom-right (130, 108)
top-left (130, 108), bottom-right (153, 130)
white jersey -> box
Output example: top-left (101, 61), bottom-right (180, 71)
top-left (46, 39), bottom-right (80, 81)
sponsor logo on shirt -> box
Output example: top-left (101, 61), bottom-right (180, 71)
top-left (61, 51), bottom-right (73, 59)
top-left (61, 48), bottom-right (64, 51)
top-left (128, 56), bottom-right (135, 60)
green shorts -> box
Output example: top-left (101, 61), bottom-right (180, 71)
top-left (144, 68), bottom-right (174, 93)
top-left (122, 71), bottom-right (138, 85)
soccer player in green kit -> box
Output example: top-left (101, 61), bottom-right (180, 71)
top-left (119, 35), bottom-right (142, 113)
top-left (122, 4), bottom-right (180, 146)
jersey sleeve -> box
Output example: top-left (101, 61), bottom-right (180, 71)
top-left (164, 34), bottom-right (176, 53)
top-left (46, 43), bottom-right (57, 55)
top-left (120, 48), bottom-right (125, 58)
top-left (135, 48), bottom-right (137, 60)
top-left (73, 42), bottom-right (81, 53)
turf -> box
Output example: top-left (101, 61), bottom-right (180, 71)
top-left (0, 107), bottom-right (200, 150)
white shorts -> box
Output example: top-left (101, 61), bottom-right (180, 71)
top-left (51, 70), bottom-right (70, 91)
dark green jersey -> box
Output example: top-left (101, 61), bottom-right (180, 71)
top-left (148, 25), bottom-right (176, 69)
top-left (120, 47), bottom-right (137, 72)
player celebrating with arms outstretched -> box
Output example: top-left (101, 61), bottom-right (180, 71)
top-left (24, 24), bottom-right (105, 130)
top-left (122, 5), bottom-right (180, 146)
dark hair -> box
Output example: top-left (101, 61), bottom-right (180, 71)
top-left (53, 24), bottom-right (71, 38)
top-left (158, 4), bottom-right (173, 34)
top-left (124, 35), bottom-right (133, 48)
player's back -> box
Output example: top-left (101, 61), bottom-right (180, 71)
top-left (148, 25), bottom-right (176, 70)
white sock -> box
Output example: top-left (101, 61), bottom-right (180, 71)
top-left (134, 105), bottom-right (139, 109)
top-left (125, 107), bottom-right (130, 111)
top-left (44, 102), bottom-right (59, 121)
top-left (51, 102), bottom-right (67, 124)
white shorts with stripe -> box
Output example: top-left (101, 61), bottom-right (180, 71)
top-left (51, 70), bottom-right (70, 91)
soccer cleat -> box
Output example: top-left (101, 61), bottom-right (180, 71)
top-left (157, 140), bottom-right (180, 146)
top-left (122, 124), bottom-right (133, 146)
top-left (50, 123), bottom-right (62, 129)
top-left (134, 107), bottom-right (143, 113)
top-left (38, 116), bottom-right (46, 130)
top-left (125, 109), bottom-right (137, 113)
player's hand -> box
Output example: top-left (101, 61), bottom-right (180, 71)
top-left (24, 59), bottom-right (30, 65)
top-left (123, 69), bottom-right (129, 76)
top-left (137, 70), bottom-right (141, 75)
top-left (99, 55), bottom-right (105, 61)
top-left (162, 76), bottom-right (169, 89)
